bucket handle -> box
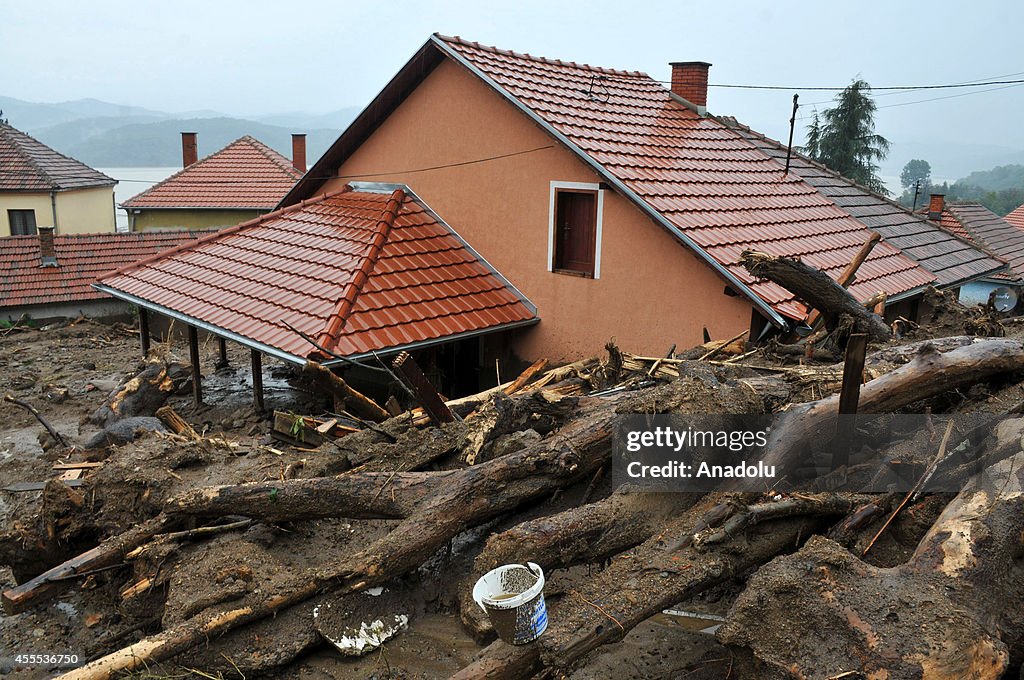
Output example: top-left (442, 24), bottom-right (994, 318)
top-left (472, 563), bottom-right (544, 612)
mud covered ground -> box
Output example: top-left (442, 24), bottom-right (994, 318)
top-left (0, 320), bottom-right (742, 679)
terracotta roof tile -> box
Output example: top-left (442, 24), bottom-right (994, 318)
top-left (0, 122), bottom-right (115, 191)
top-left (729, 125), bottom-right (1005, 288)
top-left (99, 187), bottom-right (537, 360)
top-left (0, 231), bottom-right (203, 308)
top-left (121, 136), bottom-right (301, 210)
top-left (435, 36), bottom-right (936, 319)
top-left (1005, 204), bottom-right (1024, 230)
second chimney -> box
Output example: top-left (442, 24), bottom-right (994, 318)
top-left (181, 132), bottom-right (198, 168)
top-left (38, 226), bottom-right (58, 267)
top-left (670, 61), bottom-right (712, 109)
top-left (291, 133), bottom-right (307, 173)
top-left (928, 193), bottom-right (945, 221)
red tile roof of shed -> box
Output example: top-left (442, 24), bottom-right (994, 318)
top-left (1005, 204), bottom-right (1024, 230)
top-left (0, 231), bottom-right (202, 308)
top-left (98, 186), bottom-right (537, 361)
top-left (121, 136), bottom-right (302, 210)
top-left (432, 36), bottom-right (937, 320)
top-left (0, 122), bottom-right (115, 192)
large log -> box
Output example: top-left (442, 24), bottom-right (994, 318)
top-left (759, 338), bottom-right (1024, 480)
top-left (57, 394), bottom-right (621, 680)
top-left (460, 489), bottom-right (695, 638)
top-left (718, 451), bottom-right (1024, 678)
top-left (301, 360), bottom-right (389, 422)
top-left (739, 250), bottom-right (891, 341)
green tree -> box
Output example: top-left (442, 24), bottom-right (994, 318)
top-left (900, 159), bottom-right (931, 189)
top-left (804, 80), bottom-right (891, 195)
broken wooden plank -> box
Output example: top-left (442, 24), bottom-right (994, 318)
top-left (52, 462), bottom-right (105, 470)
top-left (392, 351), bottom-right (455, 424)
top-left (503, 358), bottom-right (549, 395)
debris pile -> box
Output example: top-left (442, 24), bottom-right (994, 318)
top-left (2, 258), bottom-right (1024, 679)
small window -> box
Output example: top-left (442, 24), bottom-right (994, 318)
top-left (552, 189), bottom-right (597, 277)
top-left (8, 210), bottom-right (37, 236)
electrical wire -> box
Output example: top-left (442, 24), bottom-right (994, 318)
top-left (0, 144), bottom-right (557, 186)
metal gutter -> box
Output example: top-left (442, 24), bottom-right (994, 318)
top-left (92, 284), bottom-right (306, 366)
top-left (320, 317), bottom-right (540, 367)
top-left (429, 36), bottom-right (789, 329)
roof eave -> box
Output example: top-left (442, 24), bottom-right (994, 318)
top-left (320, 317), bottom-right (540, 367)
top-left (92, 283), bottom-right (308, 365)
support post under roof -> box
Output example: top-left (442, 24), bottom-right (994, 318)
top-left (188, 325), bottom-right (203, 405)
top-left (251, 349), bottom-right (264, 412)
top-left (138, 307), bottom-right (151, 358)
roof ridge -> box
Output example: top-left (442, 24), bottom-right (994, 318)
top-left (0, 122), bottom-right (114, 189)
top-left (241, 135), bottom-right (303, 179)
top-left (434, 33), bottom-right (650, 79)
top-left (315, 187), bottom-right (405, 353)
top-left (122, 135), bottom-right (297, 207)
top-left (107, 184), bottom-right (357, 280)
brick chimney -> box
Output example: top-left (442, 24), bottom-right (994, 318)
top-left (928, 193), bottom-right (945, 221)
top-left (181, 132), bottom-right (198, 168)
top-left (291, 133), bottom-right (307, 173)
top-left (670, 61), bottom-right (712, 109)
top-left (38, 226), bottom-right (58, 267)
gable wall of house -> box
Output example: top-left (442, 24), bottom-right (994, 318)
top-left (54, 186), bottom-right (116, 234)
top-left (0, 192), bottom-right (53, 236)
top-left (130, 208), bottom-right (264, 232)
top-left (321, 57), bottom-right (752, 362)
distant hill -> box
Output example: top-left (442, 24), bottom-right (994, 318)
top-left (0, 95), bottom-right (356, 167)
top-left (34, 117), bottom-right (344, 167)
top-left (957, 164), bottom-right (1024, 192)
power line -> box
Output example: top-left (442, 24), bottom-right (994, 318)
top-left (0, 144), bottom-right (557, 186)
top-left (795, 81), bottom-right (1024, 121)
top-left (707, 78), bottom-right (1024, 92)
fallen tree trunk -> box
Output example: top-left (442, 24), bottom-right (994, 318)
top-left (718, 451), bottom-right (1024, 678)
top-left (167, 470), bottom-right (454, 521)
top-left (759, 338), bottom-right (1024, 480)
top-left (456, 492), bottom-right (864, 676)
top-left (460, 489), bottom-right (695, 638)
top-left (301, 360), bottom-right (389, 422)
top-left (739, 250), bottom-right (891, 342)
top-left (88, 361), bottom-right (188, 427)
top-left (2, 515), bottom-right (174, 614)
top-left (58, 394), bottom-right (621, 679)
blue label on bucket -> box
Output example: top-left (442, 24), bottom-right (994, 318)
top-left (531, 602), bottom-right (548, 633)
top-left (513, 597), bottom-right (548, 644)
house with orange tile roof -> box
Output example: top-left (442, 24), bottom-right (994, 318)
top-left (0, 122), bottom-right (117, 236)
top-left (922, 194), bottom-right (1024, 311)
top-left (1, 228), bottom-right (202, 321)
top-left (121, 133), bottom-right (305, 232)
top-left (97, 185), bottom-right (537, 402)
top-left (276, 34), bottom-right (1002, 362)
top-left (1005, 203), bottom-right (1024, 230)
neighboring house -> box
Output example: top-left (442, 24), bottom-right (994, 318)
top-left (0, 228), bottom-right (201, 321)
top-left (121, 133), bottom-right (305, 232)
top-left (97, 186), bottom-right (537, 397)
top-left (1005, 203), bottom-right (1024, 230)
top-left (276, 34), bottom-right (997, 362)
top-left (0, 122), bottom-right (117, 236)
top-left (922, 195), bottom-right (1024, 311)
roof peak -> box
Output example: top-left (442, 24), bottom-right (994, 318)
top-left (0, 121), bottom-right (115, 191)
top-left (434, 33), bottom-right (650, 79)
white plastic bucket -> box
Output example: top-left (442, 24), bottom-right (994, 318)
top-left (472, 562), bottom-right (548, 645)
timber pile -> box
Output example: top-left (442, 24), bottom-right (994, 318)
top-left (4, 257), bottom-right (1024, 679)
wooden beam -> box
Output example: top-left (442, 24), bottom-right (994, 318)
top-left (836, 333), bottom-right (869, 469)
top-left (251, 349), bottom-right (264, 412)
top-left (216, 337), bottom-right (228, 369)
top-left (188, 325), bottom-right (202, 405)
top-left (392, 351), bottom-right (455, 424)
top-left (138, 307), bottom-right (151, 358)
top-left (806, 232), bottom-right (882, 327)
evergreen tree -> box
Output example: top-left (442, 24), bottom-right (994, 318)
top-left (805, 80), bottom-right (890, 195)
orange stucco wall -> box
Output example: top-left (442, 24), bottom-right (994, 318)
top-left (324, 58), bottom-right (753, 363)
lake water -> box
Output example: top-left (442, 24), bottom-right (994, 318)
top-left (98, 167), bottom-right (180, 231)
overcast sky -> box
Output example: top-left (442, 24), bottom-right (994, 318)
top-left (2, 0), bottom-right (1023, 177)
